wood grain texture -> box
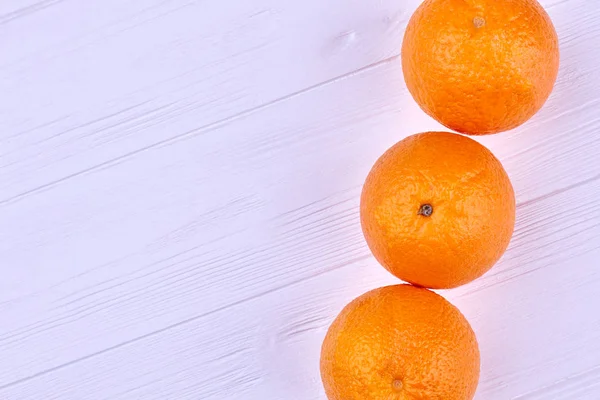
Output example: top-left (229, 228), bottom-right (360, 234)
top-left (0, 0), bottom-right (599, 399)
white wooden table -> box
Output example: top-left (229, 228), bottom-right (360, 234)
top-left (1, 1), bottom-right (599, 399)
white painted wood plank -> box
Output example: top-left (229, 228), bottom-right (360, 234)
top-left (0, 0), bottom-right (414, 203)
top-left (0, 0), bottom-right (599, 399)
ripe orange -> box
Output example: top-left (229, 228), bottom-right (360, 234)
top-left (321, 285), bottom-right (480, 400)
top-left (402, 0), bottom-right (559, 135)
top-left (360, 132), bottom-right (515, 289)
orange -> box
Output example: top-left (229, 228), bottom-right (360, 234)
top-left (360, 132), bottom-right (515, 289)
top-left (320, 284), bottom-right (480, 400)
top-left (402, 0), bottom-right (559, 135)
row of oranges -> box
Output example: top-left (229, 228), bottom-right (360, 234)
top-left (320, 0), bottom-right (559, 399)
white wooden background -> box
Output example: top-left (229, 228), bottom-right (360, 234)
top-left (0, 0), bottom-right (599, 399)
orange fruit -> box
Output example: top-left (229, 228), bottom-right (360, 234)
top-left (321, 284), bottom-right (480, 400)
top-left (402, 0), bottom-right (559, 135)
top-left (360, 131), bottom-right (515, 289)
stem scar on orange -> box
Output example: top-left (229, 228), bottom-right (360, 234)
top-left (360, 132), bottom-right (515, 289)
top-left (320, 285), bottom-right (480, 400)
top-left (402, 0), bottom-right (560, 135)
